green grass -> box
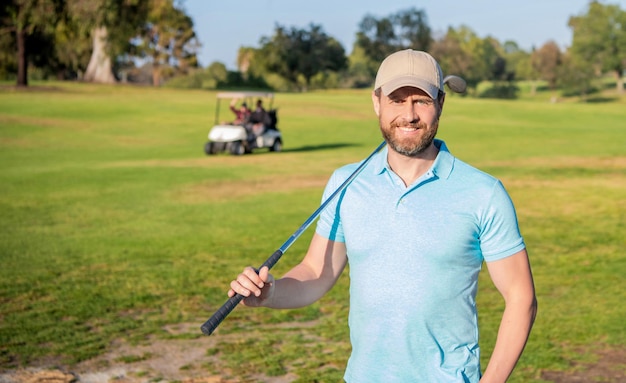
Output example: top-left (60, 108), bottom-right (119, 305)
top-left (1, 82), bottom-right (625, 382)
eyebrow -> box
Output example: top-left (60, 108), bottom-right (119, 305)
top-left (388, 93), bottom-right (433, 103)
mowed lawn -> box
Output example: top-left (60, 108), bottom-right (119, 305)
top-left (0, 83), bottom-right (624, 382)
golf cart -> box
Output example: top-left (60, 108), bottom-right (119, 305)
top-left (204, 91), bottom-right (282, 155)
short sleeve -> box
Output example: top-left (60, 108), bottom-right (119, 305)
top-left (315, 168), bottom-right (351, 243)
top-left (479, 181), bottom-right (526, 262)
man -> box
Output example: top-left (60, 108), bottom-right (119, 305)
top-left (228, 49), bottom-right (537, 382)
top-left (250, 99), bottom-right (269, 136)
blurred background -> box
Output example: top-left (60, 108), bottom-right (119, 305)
top-left (1, 0), bottom-right (625, 99)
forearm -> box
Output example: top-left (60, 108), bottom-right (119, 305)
top-left (481, 296), bottom-right (537, 382)
top-left (265, 262), bottom-right (338, 309)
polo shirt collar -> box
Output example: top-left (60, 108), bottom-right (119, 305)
top-left (432, 139), bottom-right (454, 180)
top-left (371, 139), bottom-right (454, 180)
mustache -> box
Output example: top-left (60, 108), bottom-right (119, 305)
top-left (389, 120), bottom-right (428, 129)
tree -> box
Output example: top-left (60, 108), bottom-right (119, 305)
top-left (531, 41), bottom-right (563, 89)
top-left (84, 25), bottom-right (116, 83)
top-left (66, 0), bottom-right (150, 83)
top-left (501, 40), bottom-right (529, 80)
top-left (394, 7), bottom-right (431, 50)
top-left (514, 49), bottom-right (539, 94)
top-left (569, 1), bottom-right (626, 93)
top-left (258, 23), bottom-right (347, 91)
top-left (430, 28), bottom-right (473, 81)
top-left (48, 10), bottom-right (93, 79)
top-left (133, 0), bottom-right (199, 86)
top-left (237, 46), bottom-right (255, 76)
top-left (356, 15), bottom-right (394, 65)
top-left (1, 0), bottom-right (59, 86)
top-left (344, 44), bottom-right (378, 88)
top-left (431, 26), bottom-right (501, 92)
top-left (355, 8), bottom-right (431, 66)
top-left (557, 51), bottom-right (596, 100)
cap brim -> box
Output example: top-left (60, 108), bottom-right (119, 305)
top-left (380, 76), bottom-right (440, 99)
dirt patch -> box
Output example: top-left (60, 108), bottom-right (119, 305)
top-left (176, 174), bottom-right (328, 203)
top-left (540, 347), bottom-right (626, 383)
top-left (0, 322), bottom-right (310, 383)
top-left (1, 330), bottom-right (624, 383)
top-left (481, 156), bottom-right (626, 170)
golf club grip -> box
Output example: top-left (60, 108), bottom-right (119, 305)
top-left (200, 293), bottom-right (244, 335)
top-left (260, 249), bottom-right (283, 270)
top-left (200, 249), bottom-right (284, 335)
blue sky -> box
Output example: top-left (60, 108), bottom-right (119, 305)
top-left (182, 0), bottom-right (626, 69)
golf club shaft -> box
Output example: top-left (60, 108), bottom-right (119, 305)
top-left (201, 141), bottom-right (386, 335)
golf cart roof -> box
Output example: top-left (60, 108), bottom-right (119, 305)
top-left (216, 91), bottom-right (274, 99)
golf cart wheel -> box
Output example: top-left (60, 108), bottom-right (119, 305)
top-left (230, 141), bottom-right (245, 156)
top-left (270, 139), bottom-right (282, 152)
top-left (204, 142), bottom-right (217, 155)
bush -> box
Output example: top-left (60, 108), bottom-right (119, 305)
top-left (478, 82), bottom-right (520, 99)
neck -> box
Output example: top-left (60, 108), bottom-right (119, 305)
top-left (387, 142), bottom-right (439, 187)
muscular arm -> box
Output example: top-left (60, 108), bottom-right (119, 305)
top-left (481, 249), bottom-right (537, 383)
top-left (229, 233), bottom-right (347, 309)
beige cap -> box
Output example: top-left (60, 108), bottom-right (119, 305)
top-left (374, 49), bottom-right (443, 99)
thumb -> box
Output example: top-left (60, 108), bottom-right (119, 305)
top-left (258, 266), bottom-right (273, 283)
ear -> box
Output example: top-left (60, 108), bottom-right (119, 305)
top-left (372, 91), bottom-right (381, 116)
top-left (437, 93), bottom-right (446, 118)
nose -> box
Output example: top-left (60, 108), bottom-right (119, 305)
top-left (404, 102), bottom-right (419, 124)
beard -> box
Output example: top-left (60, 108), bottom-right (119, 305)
top-left (380, 118), bottom-right (439, 157)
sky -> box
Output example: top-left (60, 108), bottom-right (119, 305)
top-left (182, 0), bottom-right (626, 69)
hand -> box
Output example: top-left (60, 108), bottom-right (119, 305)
top-left (228, 266), bottom-right (274, 307)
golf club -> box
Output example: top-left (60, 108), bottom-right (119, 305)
top-left (201, 141), bottom-right (387, 335)
top-left (443, 75), bottom-right (467, 94)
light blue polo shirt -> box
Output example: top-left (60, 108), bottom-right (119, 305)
top-left (315, 139), bottom-right (525, 382)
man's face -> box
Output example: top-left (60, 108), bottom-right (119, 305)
top-left (372, 86), bottom-right (443, 157)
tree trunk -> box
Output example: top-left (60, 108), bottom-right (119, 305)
top-left (84, 26), bottom-right (116, 84)
top-left (16, 26), bottom-right (27, 87)
top-left (151, 65), bottom-right (161, 87)
top-left (615, 70), bottom-right (624, 94)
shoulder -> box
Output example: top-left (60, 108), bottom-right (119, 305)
top-left (435, 140), bottom-right (500, 189)
top-left (452, 157), bottom-right (499, 186)
top-left (438, 152), bottom-right (513, 209)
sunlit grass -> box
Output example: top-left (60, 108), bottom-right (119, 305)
top-left (1, 82), bottom-right (624, 381)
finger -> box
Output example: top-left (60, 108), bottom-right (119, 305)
top-left (230, 279), bottom-right (251, 297)
top-left (235, 272), bottom-right (265, 297)
top-left (242, 267), bottom-right (265, 289)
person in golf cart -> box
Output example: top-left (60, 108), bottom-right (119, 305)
top-left (249, 99), bottom-right (271, 136)
top-left (229, 99), bottom-right (251, 125)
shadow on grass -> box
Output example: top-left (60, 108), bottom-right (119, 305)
top-left (583, 96), bottom-right (620, 103)
top-left (0, 84), bottom-right (67, 92)
top-left (281, 142), bottom-right (359, 153)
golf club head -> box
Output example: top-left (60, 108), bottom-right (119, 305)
top-left (443, 75), bottom-right (467, 94)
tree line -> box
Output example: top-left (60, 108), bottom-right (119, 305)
top-left (2, 1), bottom-right (625, 97)
top-left (1, 0), bottom-right (198, 86)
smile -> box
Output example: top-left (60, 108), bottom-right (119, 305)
top-left (397, 125), bottom-right (420, 132)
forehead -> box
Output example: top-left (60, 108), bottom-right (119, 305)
top-left (388, 86), bottom-right (432, 100)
